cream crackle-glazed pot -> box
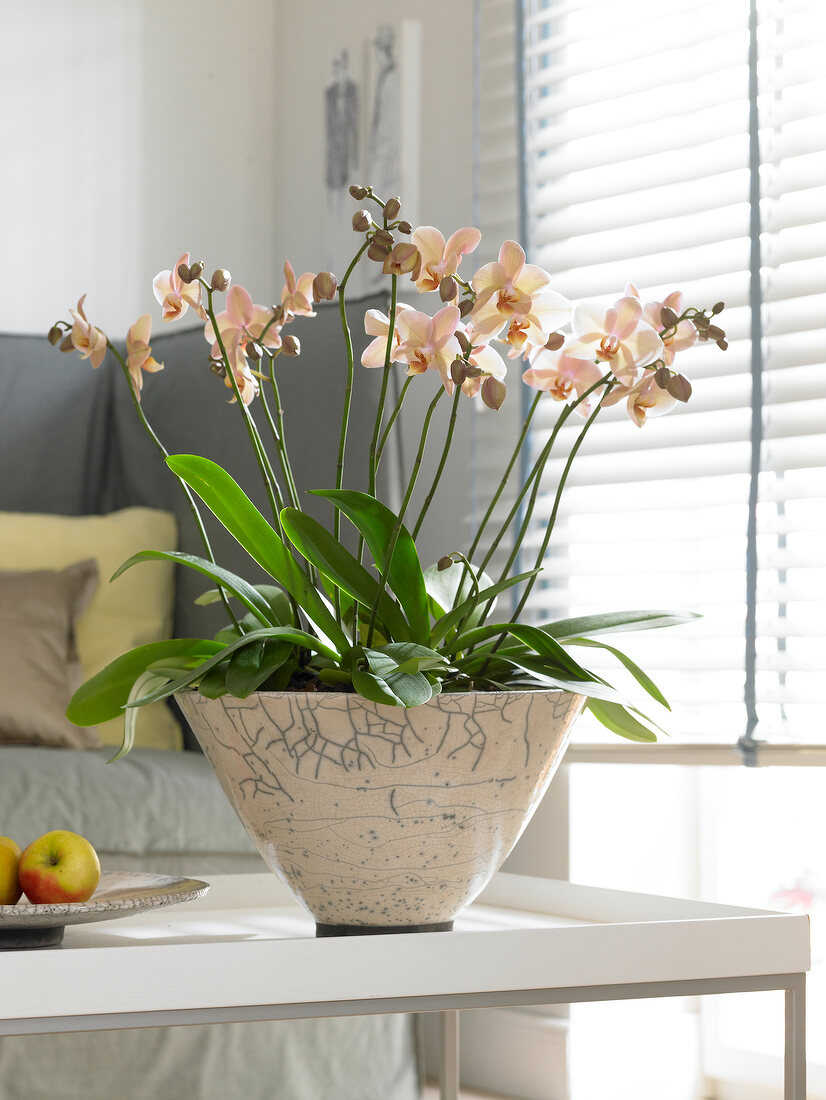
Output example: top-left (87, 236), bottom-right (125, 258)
top-left (177, 688), bottom-right (585, 935)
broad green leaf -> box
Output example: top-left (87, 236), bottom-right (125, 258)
top-left (226, 640), bottom-right (292, 697)
top-left (126, 627), bottom-right (341, 708)
top-left (446, 621), bottom-right (527, 655)
top-left (113, 550), bottom-right (274, 626)
top-left (423, 560), bottom-right (493, 628)
top-left (385, 669), bottom-right (433, 706)
top-left (198, 664), bottom-right (230, 699)
top-left (67, 639), bottom-right (223, 727)
top-left (109, 672), bottom-right (170, 762)
top-left (312, 490), bottom-right (431, 644)
top-left (352, 669), bottom-right (402, 706)
top-left (166, 455), bottom-right (347, 651)
top-left (587, 700), bottom-right (658, 742)
top-left (504, 625), bottom-right (596, 682)
top-left (544, 610), bottom-right (700, 641)
top-left (366, 642), bottom-right (450, 677)
top-left (567, 637), bottom-right (670, 709)
top-left (255, 584), bottom-right (296, 626)
top-left (281, 508), bottom-right (412, 641)
top-left (486, 653), bottom-right (622, 702)
top-left (318, 668), bottom-right (354, 688)
top-left (430, 569), bottom-right (540, 647)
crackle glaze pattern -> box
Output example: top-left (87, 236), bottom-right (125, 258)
top-left (177, 689), bottom-right (584, 927)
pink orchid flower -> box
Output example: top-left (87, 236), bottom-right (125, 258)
top-left (625, 371), bottom-right (678, 427)
top-left (394, 304), bottom-right (463, 393)
top-left (152, 253), bottom-right (205, 322)
top-left (642, 290), bottom-right (698, 366)
top-left (221, 334), bottom-right (259, 406)
top-left (522, 346), bottom-right (605, 404)
top-left (470, 242), bottom-right (570, 341)
top-left (360, 303), bottom-right (412, 367)
top-left (125, 314), bottom-right (164, 400)
top-left (69, 295), bottom-right (107, 368)
top-left (281, 261), bottom-right (316, 319)
top-left (410, 225), bottom-right (482, 292)
top-left (565, 296), bottom-right (663, 386)
top-left (205, 285), bottom-right (282, 357)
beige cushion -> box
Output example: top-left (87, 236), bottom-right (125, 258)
top-left (0, 561), bottom-right (100, 748)
top-left (0, 509), bottom-right (182, 751)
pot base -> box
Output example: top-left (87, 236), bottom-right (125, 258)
top-left (316, 920), bottom-right (454, 938)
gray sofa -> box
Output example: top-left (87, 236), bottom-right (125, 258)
top-left (0, 301), bottom-right (422, 1099)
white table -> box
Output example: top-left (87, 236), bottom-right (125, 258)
top-left (0, 872), bottom-right (810, 1099)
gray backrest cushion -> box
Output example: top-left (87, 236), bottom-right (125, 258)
top-left (0, 333), bottom-right (112, 515)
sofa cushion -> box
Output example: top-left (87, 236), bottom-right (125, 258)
top-left (0, 561), bottom-right (100, 748)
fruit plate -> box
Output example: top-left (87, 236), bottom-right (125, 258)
top-left (0, 871), bottom-right (210, 949)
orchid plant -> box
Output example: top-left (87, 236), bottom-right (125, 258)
top-left (54, 186), bottom-right (727, 759)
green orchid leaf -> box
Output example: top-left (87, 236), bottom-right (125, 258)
top-left (66, 639), bottom-right (223, 727)
top-left (423, 560), bottom-right (493, 630)
top-left (166, 455), bottom-right (347, 651)
top-left (255, 584), bottom-right (297, 626)
top-left (385, 669), bottom-right (433, 707)
top-left (197, 664), bottom-right (230, 699)
top-left (112, 550), bottom-right (274, 627)
top-left (312, 490), bottom-right (431, 644)
top-left (280, 507), bottom-right (412, 641)
top-left (352, 669), bottom-right (403, 706)
top-left (504, 625), bottom-right (597, 681)
top-left (567, 637), bottom-right (671, 709)
top-left (543, 610), bottom-right (701, 641)
top-left (488, 653), bottom-right (621, 702)
top-left (108, 672), bottom-right (171, 762)
top-left (587, 700), bottom-right (659, 742)
top-left (125, 627), bottom-right (341, 709)
top-left (226, 639), bottom-right (292, 698)
top-left (318, 668), bottom-right (353, 688)
top-left (369, 642), bottom-right (450, 676)
top-left (430, 569), bottom-right (540, 647)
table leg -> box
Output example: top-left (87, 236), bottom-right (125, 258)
top-left (439, 1010), bottom-right (459, 1100)
top-left (785, 974), bottom-right (806, 1100)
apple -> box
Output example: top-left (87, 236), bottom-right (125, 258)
top-left (0, 836), bottom-right (22, 905)
top-left (18, 830), bottom-right (101, 905)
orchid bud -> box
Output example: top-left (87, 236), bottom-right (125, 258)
top-left (47, 325), bottom-right (62, 346)
top-left (349, 184), bottom-right (368, 200)
top-left (667, 373), bottom-right (692, 402)
top-left (454, 330), bottom-right (472, 356)
top-left (189, 260), bottom-right (204, 281)
top-left (437, 555), bottom-right (454, 571)
top-left (211, 269), bottom-right (231, 292)
top-left (712, 301), bottom-right (725, 314)
top-left (717, 339), bottom-right (728, 351)
top-left (397, 220), bottom-right (412, 235)
top-left (374, 228), bottom-right (394, 247)
top-left (177, 263), bottom-right (192, 283)
top-left (312, 271), bottom-right (338, 301)
top-left (481, 377), bottom-right (506, 411)
top-left (270, 304), bottom-right (286, 325)
top-left (545, 331), bottom-right (565, 351)
top-left (450, 359), bottom-right (468, 385)
top-left (247, 341), bottom-right (262, 362)
top-left (367, 237), bottom-right (393, 262)
top-left (59, 334), bottom-right (74, 352)
top-left (383, 196), bottom-right (401, 220)
top-left (660, 306), bottom-right (679, 329)
top-left (458, 299), bottom-right (474, 318)
top-left (654, 366), bottom-right (671, 389)
top-left (352, 209), bottom-right (372, 233)
top-left (382, 243), bottom-right (420, 277)
top-left (464, 365), bottom-right (484, 378)
top-left (281, 334), bottom-right (300, 357)
top-left (440, 276), bottom-right (458, 302)
top-left (707, 324), bottom-right (725, 342)
top-left (209, 359), bottom-right (226, 377)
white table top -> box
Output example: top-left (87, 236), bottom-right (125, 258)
top-left (0, 871), bottom-right (810, 1036)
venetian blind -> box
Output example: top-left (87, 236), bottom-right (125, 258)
top-left (520, 0), bottom-right (826, 746)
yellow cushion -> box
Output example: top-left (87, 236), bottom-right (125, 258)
top-left (0, 508), bottom-right (182, 750)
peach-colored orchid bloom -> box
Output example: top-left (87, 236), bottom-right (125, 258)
top-left (394, 304), bottom-right (463, 393)
top-left (455, 321), bottom-right (508, 398)
top-left (626, 372), bottom-right (678, 427)
top-left (205, 285), bottom-right (282, 355)
top-left (220, 334), bottom-right (259, 406)
top-left (361, 303), bottom-right (412, 367)
top-left (522, 347), bottom-right (605, 404)
top-left (69, 295), bottom-right (107, 368)
top-left (642, 290), bottom-right (698, 366)
top-left (281, 261), bottom-right (316, 319)
top-left (470, 242), bottom-right (570, 341)
top-left (410, 225), bottom-right (482, 292)
top-left (565, 296), bottom-right (663, 386)
top-left (125, 314), bottom-right (164, 400)
top-left (152, 252), bottom-right (205, 322)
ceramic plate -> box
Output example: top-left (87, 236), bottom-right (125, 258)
top-left (0, 871), bottom-right (210, 948)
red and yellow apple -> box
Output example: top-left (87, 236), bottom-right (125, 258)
top-left (0, 836), bottom-right (22, 905)
top-left (18, 830), bottom-right (101, 904)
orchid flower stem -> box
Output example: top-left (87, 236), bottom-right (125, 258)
top-left (205, 288), bottom-right (284, 532)
top-left (368, 273), bottom-right (398, 496)
top-left (376, 376), bottom-right (413, 468)
top-left (412, 383), bottom-right (462, 540)
top-left (477, 393), bottom-right (607, 677)
top-left (109, 344), bottom-right (241, 633)
top-left (365, 387), bottom-right (444, 646)
top-left (259, 354), bottom-right (300, 510)
top-left (467, 391), bottom-right (542, 562)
